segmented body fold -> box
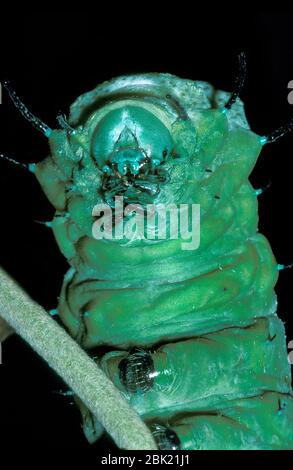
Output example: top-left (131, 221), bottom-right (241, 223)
top-left (32, 74), bottom-right (293, 449)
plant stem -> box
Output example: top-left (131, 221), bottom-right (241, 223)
top-left (0, 266), bottom-right (157, 450)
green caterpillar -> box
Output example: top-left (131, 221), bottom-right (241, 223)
top-left (2, 69), bottom-right (293, 450)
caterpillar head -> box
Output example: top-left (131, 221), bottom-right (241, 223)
top-left (5, 74), bottom-right (262, 246)
top-left (53, 74), bottom-right (214, 212)
top-left (44, 74), bottom-right (240, 215)
top-left (91, 105), bottom-right (174, 206)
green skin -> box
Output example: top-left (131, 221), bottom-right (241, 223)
top-left (33, 74), bottom-right (293, 449)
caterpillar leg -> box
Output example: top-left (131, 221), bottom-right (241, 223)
top-left (74, 395), bottom-right (105, 444)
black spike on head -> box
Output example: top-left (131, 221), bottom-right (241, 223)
top-left (3, 80), bottom-right (52, 137)
top-left (262, 118), bottom-right (293, 145)
top-left (0, 153), bottom-right (35, 172)
top-left (224, 52), bottom-right (247, 110)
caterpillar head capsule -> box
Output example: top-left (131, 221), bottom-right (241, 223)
top-left (93, 106), bottom-right (174, 205)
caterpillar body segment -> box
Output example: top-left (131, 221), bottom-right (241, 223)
top-left (26, 74), bottom-right (293, 449)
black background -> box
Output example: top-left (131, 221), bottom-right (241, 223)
top-left (0, 9), bottom-right (293, 463)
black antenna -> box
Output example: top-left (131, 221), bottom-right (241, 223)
top-left (3, 81), bottom-right (52, 137)
top-left (224, 52), bottom-right (247, 111)
top-left (260, 118), bottom-right (293, 145)
top-left (0, 153), bottom-right (35, 172)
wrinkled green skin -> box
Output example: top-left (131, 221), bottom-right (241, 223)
top-left (34, 74), bottom-right (293, 449)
